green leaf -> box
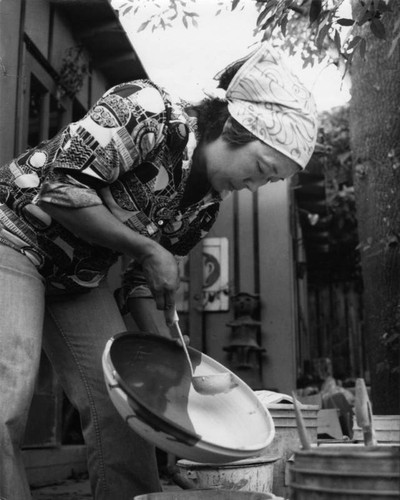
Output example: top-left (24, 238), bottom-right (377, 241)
top-left (261, 13), bottom-right (276, 31)
top-left (122, 5), bottom-right (133, 15)
top-left (309, 0), bottom-right (322, 25)
top-left (334, 29), bottom-right (341, 54)
top-left (388, 32), bottom-right (400, 57)
top-left (343, 52), bottom-right (353, 76)
top-left (232, 0), bottom-right (240, 11)
top-left (280, 13), bottom-right (288, 37)
top-left (316, 23), bottom-right (329, 49)
top-left (257, 3), bottom-right (275, 27)
top-left (357, 9), bottom-right (373, 26)
top-left (337, 18), bottom-right (355, 26)
top-left (370, 18), bottom-right (386, 39)
top-left (137, 20), bottom-right (150, 32)
top-left (346, 35), bottom-right (362, 51)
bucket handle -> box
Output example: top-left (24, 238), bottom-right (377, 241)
top-left (168, 465), bottom-right (197, 490)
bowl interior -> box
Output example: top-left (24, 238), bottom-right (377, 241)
top-left (109, 333), bottom-right (273, 452)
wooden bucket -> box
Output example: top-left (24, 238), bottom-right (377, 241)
top-left (265, 404), bottom-right (319, 498)
top-left (176, 456), bottom-right (279, 494)
top-left (134, 490), bottom-right (278, 499)
top-left (352, 415), bottom-right (400, 443)
top-left (288, 445), bottom-right (400, 499)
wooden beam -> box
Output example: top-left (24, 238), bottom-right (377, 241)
top-left (80, 20), bottom-right (125, 39)
top-left (96, 52), bottom-right (138, 69)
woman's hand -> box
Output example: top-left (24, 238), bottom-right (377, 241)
top-left (127, 297), bottom-right (190, 345)
top-left (140, 246), bottom-right (180, 321)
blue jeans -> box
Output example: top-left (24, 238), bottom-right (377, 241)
top-left (0, 244), bottom-right (161, 500)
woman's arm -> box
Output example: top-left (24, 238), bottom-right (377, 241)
top-left (127, 297), bottom-right (172, 336)
top-left (39, 201), bottom-right (179, 322)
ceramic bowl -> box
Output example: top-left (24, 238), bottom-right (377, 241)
top-left (102, 332), bottom-right (274, 463)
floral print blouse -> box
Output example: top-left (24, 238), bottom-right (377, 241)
top-left (0, 80), bottom-right (222, 294)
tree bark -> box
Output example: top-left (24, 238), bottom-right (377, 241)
top-left (350, 1), bottom-right (400, 413)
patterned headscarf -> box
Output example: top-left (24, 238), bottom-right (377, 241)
top-left (216, 43), bottom-right (318, 169)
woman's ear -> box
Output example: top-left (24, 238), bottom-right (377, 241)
top-left (222, 118), bottom-right (230, 133)
top-left (221, 117), bottom-right (231, 134)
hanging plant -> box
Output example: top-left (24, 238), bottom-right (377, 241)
top-left (318, 106), bottom-right (362, 281)
top-left (377, 331), bottom-right (400, 375)
top-left (58, 45), bottom-right (88, 98)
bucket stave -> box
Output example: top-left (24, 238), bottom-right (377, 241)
top-left (176, 456), bottom-right (280, 494)
top-left (134, 490), bottom-right (278, 499)
top-left (288, 445), bottom-right (400, 499)
top-left (352, 415), bottom-right (400, 444)
top-left (257, 401), bottom-right (319, 498)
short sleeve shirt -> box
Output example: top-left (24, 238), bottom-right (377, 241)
top-left (0, 80), bottom-right (222, 293)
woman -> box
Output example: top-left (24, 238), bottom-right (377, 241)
top-left (0, 43), bottom-right (317, 499)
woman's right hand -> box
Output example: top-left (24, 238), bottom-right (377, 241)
top-left (140, 245), bottom-right (180, 320)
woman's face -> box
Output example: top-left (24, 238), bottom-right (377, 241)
top-left (201, 136), bottom-right (300, 194)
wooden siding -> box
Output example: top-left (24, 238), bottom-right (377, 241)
top-left (258, 181), bottom-right (297, 393)
top-left (0, 0), bottom-right (23, 163)
top-left (25, 0), bottom-right (51, 57)
top-left (195, 181), bottom-right (297, 394)
top-left (307, 282), bottom-right (364, 379)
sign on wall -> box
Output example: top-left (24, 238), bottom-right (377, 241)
top-left (176, 237), bottom-right (229, 312)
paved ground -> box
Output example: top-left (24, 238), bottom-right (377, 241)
top-left (31, 476), bottom-right (92, 499)
top-left (31, 474), bottom-right (181, 500)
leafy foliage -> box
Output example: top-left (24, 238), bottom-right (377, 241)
top-left (377, 331), bottom-right (400, 375)
top-left (251, 0), bottom-right (399, 71)
top-left (116, 0), bottom-right (227, 31)
top-left (116, 0), bottom-right (400, 71)
top-left (58, 46), bottom-right (88, 97)
top-left (317, 106), bottom-right (362, 281)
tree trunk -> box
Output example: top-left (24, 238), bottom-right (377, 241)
top-left (349, 1), bottom-right (400, 413)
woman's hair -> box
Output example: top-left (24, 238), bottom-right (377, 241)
top-left (222, 117), bottom-right (256, 146)
top-left (194, 99), bottom-right (256, 146)
top-left (193, 58), bottom-right (256, 146)
top-left (192, 98), bottom-right (230, 143)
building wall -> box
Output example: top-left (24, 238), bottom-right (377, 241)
top-left (25, 0), bottom-right (52, 56)
top-left (0, 0), bottom-right (23, 164)
top-left (258, 181), bottom-right (297, 393)
top-left (0, 0), bottom-right (110, 163)
top-left (0, 0), bottom-right (142, 449)
top-left (202, 182), bottom-right (297, 395)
